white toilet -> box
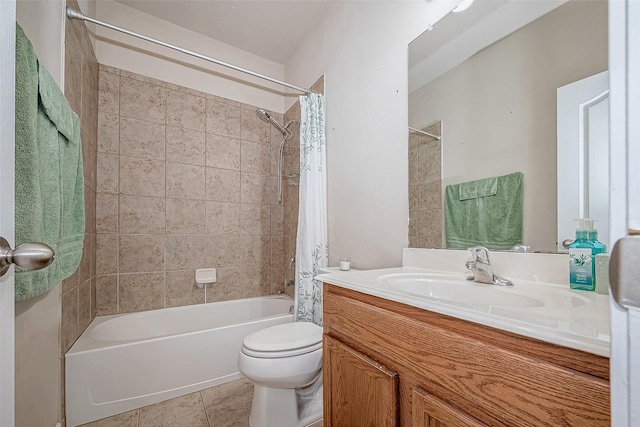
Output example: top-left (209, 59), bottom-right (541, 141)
top-left (238, 321), bottom-right (324, 427)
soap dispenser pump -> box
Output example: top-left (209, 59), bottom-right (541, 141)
top-left (569, 218), bottom-right (598, 291)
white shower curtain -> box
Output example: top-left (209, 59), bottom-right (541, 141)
top-left (294, 93), bottom-right (328, 325)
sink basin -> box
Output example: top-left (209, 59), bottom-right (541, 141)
top-left (378, 273), bottom-right (544, 308)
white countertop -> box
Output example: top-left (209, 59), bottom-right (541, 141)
top-left (317, 265), bottom-right (610, 357)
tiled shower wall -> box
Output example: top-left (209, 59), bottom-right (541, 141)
top-left (408, 121), bottom-right (442, 248)
top-left (62, 0), bottom-right (99, 421)
top-left (95, 66), bottom-right (289, 314)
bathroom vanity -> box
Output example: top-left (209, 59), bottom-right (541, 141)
top-left (319, 249), bottom-right (610, 427)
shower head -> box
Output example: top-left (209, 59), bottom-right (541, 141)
top-left (255, 108), bottom-right (288, 136)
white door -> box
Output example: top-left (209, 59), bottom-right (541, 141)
top-left (608, 0), bottom-right (640, 425)
top-left (557, 71), bottom-right (610, 252)
top-left (0, 0), bottom-right (16, 426)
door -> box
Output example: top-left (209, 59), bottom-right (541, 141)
top-left (557, 71), bottom-right (610, 251)
top-left (0, 0), bottom-right (16, 426)
top-left (608, 0), bottom-right (640, 425)
top-left (324, 334), bottom-right (398, 427)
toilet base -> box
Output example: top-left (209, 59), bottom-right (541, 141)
top-left (248, 382), bottom-right (323, 427)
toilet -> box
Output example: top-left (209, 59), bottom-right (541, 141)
top-left (238, 321), bottom-right (324, 427)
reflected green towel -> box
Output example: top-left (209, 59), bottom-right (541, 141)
top-left (15, 24), bottom-right (84, 301)
top-left (445, 172), bottom-right (523, 250)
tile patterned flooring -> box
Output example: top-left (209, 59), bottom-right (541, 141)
top-left (77, 378), bottom-right (323, 427)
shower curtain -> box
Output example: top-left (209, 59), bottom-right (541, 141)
top-left (294, 93), bottom-right (328, 325)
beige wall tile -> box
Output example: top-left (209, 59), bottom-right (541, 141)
top-left (205, 201), bottom-right (240, 236)
top-left (166, 198), bottom-right (206, 235)
top-left (119, 234), bottom-right (165, 273)
top-left (84, 186), bottom-right (96, 234)
top-left (206, 133), bottom-right (240, 170)
top-left (98, 70), bottom-right (119, 115)
top-left (201, 377), bottom-right (253, 427)
top-left (241, 235), bottom-right (270, 266)
top-left (206, 167), bottom-right (240, 202)
top-left (120, 77), bottom-right (166, 123)
top-left (119, 156), bottom-right (165, 197)
top-left (206, 236), bottom-right (241, 268)
top-left (206, 99), bottom-right (241, 138)
top-left (138, 391), bottom-right (204, 426)
top-left (166, 126), bottom-right (205, 166)
top-left (119, 195), bottom-right (165, 234)
top-left (95, 275), bottom-right (117, 316)
top-left (240, 140), bottom-right (270, 175)
top-left (166, 270), bottom-right (204, 307)
top-left (118, 272), bottom-right (164, 313)
top-left (166, 89), bottom-right (206, 131)
top-left (83, 142), bottom-right (97, 191)
top-left (166, 162), bottom-right (206, 200)
top-left (62, 268), bottom-right (79, 295)
top-left (240, 204), bottom-right (270, 235)
top-left (119, 117), bottom-right (165, 160)
top-left (97, 152), bottom-right (119, 194)
top-left (240, 107), bottom-right (269, 143)
top-left (87, 232), bottom-right (97, 279)
top-left (166, 235), bottom-right (207, 271)
top-left (96, 234), bottom-right (118, 275)
top-left (78, 237), bottom-right (91, 284)
top-left (78, 279), bottom-right (92, 332)
top-left (205, 267), bottom-right (241, 302)
top-left (61, 288), bottom-right (79, 353)
top-left (270, 235), bottom-right (284, 266)
top-left (240, 265), bottom-right (271, 297)
top-left (99, 63), bottom-right (120, 75)
top-left (270, 205), bottom-right (283, 235)
top-left (240, 172), bottom-right (270, 205)
top-left (96, 193), bottom-right (118, 233)
top-left (121, 70), bottom-right (167, 87)
top-left (64, 16), bottom-right (82, 114)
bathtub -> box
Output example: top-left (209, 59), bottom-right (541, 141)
top-left (65, 295), bottom-right (294, 427)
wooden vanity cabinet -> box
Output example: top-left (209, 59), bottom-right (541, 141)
top-left (322, 284), bottom-right (610, 427)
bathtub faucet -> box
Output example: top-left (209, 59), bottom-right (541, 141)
top-left (465, 246), bottom-right (514, 286)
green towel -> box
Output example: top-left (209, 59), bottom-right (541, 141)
top-left (445, 172), bottom-right (523, 250)
top-left (14, 24), bottom-right (85, 301)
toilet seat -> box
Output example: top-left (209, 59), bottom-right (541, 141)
top-left (242, 322), bottom-right (323, 358)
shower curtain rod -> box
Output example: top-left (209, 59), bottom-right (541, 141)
top-left (409, 126), bottom-right (441, 141)
top-left (66, 7), bottom-right (314, 95)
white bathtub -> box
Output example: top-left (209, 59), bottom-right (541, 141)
top-left (65, 295), bottom-right (294, 427)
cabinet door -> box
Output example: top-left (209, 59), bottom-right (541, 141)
top-left (412, 387), bottom-right (488, 427)
top-left (324, 334), bottom-right (398, 427)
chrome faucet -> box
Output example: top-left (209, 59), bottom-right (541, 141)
top-left (465, 246), bottom-right (514, 286)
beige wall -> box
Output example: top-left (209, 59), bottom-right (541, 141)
top-left (284, 2), bottom-right (453, 269)
top-left (93, 0), bottom-right (287, 114)
top-left (409, 0), bottom-right (608, 251)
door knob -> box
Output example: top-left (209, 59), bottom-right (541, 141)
top-left (0, 236), bottom-right (55, 277)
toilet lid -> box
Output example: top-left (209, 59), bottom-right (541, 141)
top-left (243, 322), bottom-right (323, 355)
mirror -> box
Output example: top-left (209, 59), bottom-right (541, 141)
top-left (408, 0), bottom-right (608, 252)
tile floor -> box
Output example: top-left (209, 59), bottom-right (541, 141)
top-left (77, 378), bottom-right (323, 427)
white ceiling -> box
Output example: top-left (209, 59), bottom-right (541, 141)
top-left (114, 0), bottom-right (335, 64)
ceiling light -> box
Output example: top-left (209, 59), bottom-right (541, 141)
top-left (452, 0), bottom-right (474, 13)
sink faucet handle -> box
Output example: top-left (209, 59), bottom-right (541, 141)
top-left (468, 246), bottom-right (491, 264)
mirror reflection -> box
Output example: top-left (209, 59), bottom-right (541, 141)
top-left (408, 0), bottom-right (608, 252)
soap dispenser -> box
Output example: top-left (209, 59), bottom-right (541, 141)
top-left (569, 218), bottom-right (597, 291)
